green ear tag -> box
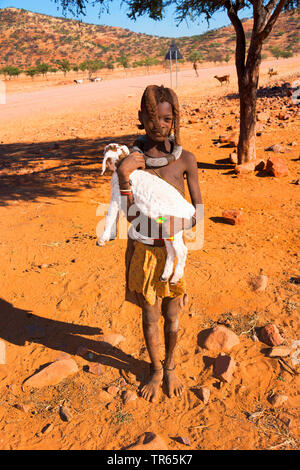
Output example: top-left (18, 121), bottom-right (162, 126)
top-left (156, 216), bottom-right (166, 224)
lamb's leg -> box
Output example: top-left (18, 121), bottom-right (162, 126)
top-left (97, 199), bottom-right (119, 246)
top-left (160, 240), bottom-right (175, 282)
top-left (170, 231), bottom-right (188, 285)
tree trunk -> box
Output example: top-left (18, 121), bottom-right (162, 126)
top-left (225, 0), bottom-right (286, 165)
top-left (238, 85), bottom-right (257, 163)
top-left (237, 56), bottom-right (261, 164)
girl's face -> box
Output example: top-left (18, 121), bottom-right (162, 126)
top-left (139, 101), bottom-right (173, 142)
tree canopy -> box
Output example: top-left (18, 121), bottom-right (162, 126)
top-left (52, 1), bottom-right (299, 23)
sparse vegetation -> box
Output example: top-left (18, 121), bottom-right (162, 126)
top-left (0, 7), bottom-right (299, 72)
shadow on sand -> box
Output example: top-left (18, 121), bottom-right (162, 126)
top-left (0, 297), bottom-right (147, 381)
top-left (0, 134), bottom-right (138, 206)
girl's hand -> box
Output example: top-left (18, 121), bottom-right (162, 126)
top-left (117, 151), bottom-right (146, 179)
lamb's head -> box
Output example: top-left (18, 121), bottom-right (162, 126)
top-left (101, 143), bottom-right (130, 175)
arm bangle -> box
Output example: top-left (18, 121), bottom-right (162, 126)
top-left (120, 189), bottom-right (132, 194)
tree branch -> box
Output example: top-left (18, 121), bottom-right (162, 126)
top-left (245, 0), bottom-right (266, 74)
top-left (224, 0), bottom-right (246, 77)
top-left (259, 0), bottom-right (287, 40)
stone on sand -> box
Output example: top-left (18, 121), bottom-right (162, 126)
top-left (235, 159), bottom-right (265, 174)
top-left (88, 363), bottom-right (102, 376)
top-left (15, 403), bottom-right (31, 413)
top-left (98, 390), bottom-right (113, 404)
top-left (97, 334), bottom-right (125, 347)
top-left (126, 432), bottom-right (168, 450)
top-left (107, 385), bottom-right (120, 396)
top-left (203, 325), bottom-right (240, 352)
top-left (265, 156), bottom-right (289, 177)
top-left (266, 346), bottom-right (291, 357)
top-left (214, 353), bottom-right (236, 383)
top-left (265, 144), bottom-right (286, 153)
top-left (260, 324), bottom-right (284, 346)
top-left (221, 209), bottom-right (243, 225)
top-left (59, 405), bottom-right (73, 422)
top-left (251, 274), bottom-right (268, 292)
top-left (22, 358), bottom-right (79, 390)
top-left (268, 393), bottom-right (288, 407)
top-left (198, 386), bottom-right (210, 404)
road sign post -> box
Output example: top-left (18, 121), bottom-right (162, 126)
top-left (165, 41), bottom-right (183, 89)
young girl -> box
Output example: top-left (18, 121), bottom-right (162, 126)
top-left (117, 85), bottom-right (202, 402)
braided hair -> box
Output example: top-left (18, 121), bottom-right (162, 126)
top-left (138, 85), bottom-right (181, 146)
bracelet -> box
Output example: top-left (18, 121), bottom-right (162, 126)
top-left (120, 189), bottom-right (132, 195)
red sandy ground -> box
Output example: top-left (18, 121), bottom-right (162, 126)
top-left (0, 57), bottom-right (299, 450)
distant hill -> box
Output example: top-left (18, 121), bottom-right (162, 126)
top-left (0, 7), bottom-right (299, 70)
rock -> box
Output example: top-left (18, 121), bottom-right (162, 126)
top-left (221, 209), bottom-right (244, 225)
top-left (107, 401), bottom-right (119, 412)
top-left (260, 324), bottom-right (284, 346)
top-left (214, 353), bottom-right (236, 382)
top-left (251, 334), bottom-right (259, 342)
top-left (203, 325), bottom-right (240, 352)
top-left (235, 159), bottom-right (265, 174)
top-left (98, 390), bottom-right (113, 404)
top-left (277, 113), bottom-right (289, 121)
top-left (97, 334), bottom-right (125, 347)
top-left (87, 363), bottom-right (102, 376)
top-left (198, 386), bottom-right (210, 404)
top-left (177, 436), bottom-right (191, 446)
top-left (107, 385), bottom-right (120, 396)
top-left (229, 151), bottom-right (238, 164)
top-left (256, 122), bottom-right (265, 132)
top-left (126, 432), bottom-right (168, 450)
top-left (219, 131), bottom-right (238, 147)
top-left (268, 393), bottom-right (288, 407)
top-left (265, 144), bottom-right (286, 153)
top-left (278, 413), bottom-right (293, 427)
top-left (291, 348), bottom-right (300, 366)
top-left (22, 358), bottom-right (79, 390)
top-left (251, 274), bottom-right (268, 292)
top-left (257, 111), bottom-right (270, 122)
top-left (55, 352), bottom-right (71, 361)
top-left (266, 346), bottom-right (291, 357)
top-left (59, 405), bottom-right (73, 422)
top-left (265, 156), bottom-right (289, 177)
top-left (36, 423), bottom-right (53, 437)
top-left (15, 403), bottom-right (31, 413)
top-left (122, 390), bottom-right (137, 404)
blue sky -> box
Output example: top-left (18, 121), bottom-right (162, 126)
top-left (0, 0), bottom-right (252, 37)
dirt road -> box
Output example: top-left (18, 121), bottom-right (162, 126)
top-left (1, 57), bottom-right (299, 125)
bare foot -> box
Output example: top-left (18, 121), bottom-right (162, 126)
top-left (140, 366), bottom-right (163, 403)
top-left (163, 365), bottom-right (184, 398)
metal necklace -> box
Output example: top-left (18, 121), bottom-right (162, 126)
top-left (132, 134), bottom-right (182, 168)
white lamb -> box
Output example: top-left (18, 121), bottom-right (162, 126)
top-left (98, 143), bottom-right (195, 284)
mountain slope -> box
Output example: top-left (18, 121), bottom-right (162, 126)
top-left (0, 7), bottom-right (299, 68)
